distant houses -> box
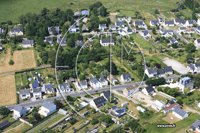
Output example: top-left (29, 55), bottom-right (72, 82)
top-left (145, 66), bottom-right (173, 78)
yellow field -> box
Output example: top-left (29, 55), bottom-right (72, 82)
top-left (0, 74), bottom-right (16, 106)
top-left (0, 49), bottom-right (36, 74)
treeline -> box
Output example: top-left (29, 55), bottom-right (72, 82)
top-left (89, 2), bottom-right (108, 16)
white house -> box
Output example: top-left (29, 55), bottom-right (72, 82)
top-left (150, 20), bottom-right (159, 26)
top-left (174, 19), bottom-right (185, 25)
top-left (100, 39), bottom-right (115, 46)
top-left (140, 30), bottom-right (151, 38)
top-left (90, 77), bottom-right (102, 89)
top-left (99, 76), bottom-right (108, 86)
top-left (76, 80), bottom-right (88, 90)
top-left (13, 105), bottom-right (27, 118)
top-left (142, 85), bottom-right (155, 95)
top-left (197, 18), bottom-right (200, 25)
top-left (134, 21), bottom-right (146, 28)
top-left (196, 26), bottom-right (200, 34)
top-left (120, 73), bottom-right (132, 83)
top-left (99, 24), bottom-right (107, 31)
top-left (39, 101), bottom-right (56, 116)
top-left (137, 106), bottom-right (146, 113)
top-left (19, 89), bottom-right (31, 99)
top-left (42, 84), bottom-right (55, 94)
top-left (145, 68), bottom-right (157, 77)
top-left (115, 21), bottom-right (125, 27)
top-left (32, 88), bottom-right (42, 98)
top-left (118, 29), bottom-right (127, 36)
top-left (121, 102), bottom-right (129, 107)
top-left (194, 39), bottom-right (200, 49)
top-left (158, 18), bottom-right (163, 24)
top-left (59, 83), bottom-right (73, 93)
top-left (176, 77), bottom-right (194, 92)
top-left (194, 63), bottom-right (200, 71)
top-left (170, 38), bottom-right (179, 45)
top-left (109, 25), bottom-right (116, 31)
top-left (152, 100), bottom-right (166, 111)
top-left (190, 119), bottom-right (200, 132)
top-left (164, 21), bottom-right (175, 27)
top-left (184, 20), bottom-right (196, 27)
top-left (172, 106), bottom-right (188, 119)
top-left (178, 27), bottom-right (186, 33)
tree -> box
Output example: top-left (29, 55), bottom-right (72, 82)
top-left (177, 2), bottom-right (185, 10)
top-left (91, 108), bottom-right (96, 113)
top-left (105, 60), bottom-right (118, 75)
top-left (177, 99), bottom-right (183, 105)
top-left (185, 43), bottom-right (196, 53)
top-left (155, 9), bottom-right (159, 14)
top-left (0, 106), bottom-right (10, 116)
top-left (86, 22), bottom-right (92, 31)
top-left (101, 70), bottom-right (109, 78)
top-left (28, 116), bottom-right (35, 124)
top-left (172, 43), bottom-right (178, 48)
top-left (194, 74), bottom-right (200, 88)
top-left (9, 60), bottom-right (14, 65)
top-left (152, 28), bottom-right (156, 35)
top-left (192, 10), bottom-right (197, 21)
top-left (90, 118), bottom-right (99, 125)
top-left (107, 18), bottom-right (111, 25)
top-left (66, 96), bottom-right (73, 101)
top-left (149, 48), bottom-right (152, 54)
top-left (7, 20), bottom-right (12, 25)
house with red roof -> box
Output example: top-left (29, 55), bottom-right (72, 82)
top-left (163, 103), bottom-right (178, 113)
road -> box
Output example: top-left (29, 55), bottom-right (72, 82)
top-left (7, 75), bottom-right (180, 109)
top-left (173, 30), bottom-right (189, 44)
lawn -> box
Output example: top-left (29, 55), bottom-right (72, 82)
top-left (0, 0), bottom-right (181, 23)
top-left (6, 123), bottom-right (31, 133)
top-left (0, 48), bottom-right (36, 74)
top-left (153, 95), bottom-right (168, 103)
top-left (162, 112), bottom-right (181, 124)
top-left (0, 74), bottom-right (16, 106)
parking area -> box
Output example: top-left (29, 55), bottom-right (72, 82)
top-left (131, 92), bottom-right (154, 107)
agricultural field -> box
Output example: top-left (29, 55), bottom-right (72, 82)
top-left (0, 48), bottom-right (36, 74)
top-left (0, 74), bottom-right (16, 106)
top-left (0, 0), bottom-right (181, 23)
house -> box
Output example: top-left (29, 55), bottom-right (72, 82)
top-left (186, 28), bottom-right (196, 34)
top-left (172, 106), bottom-right (188, 119)
top-left (99, 76), bottom-right (108, 86)
top-left (163, 103), bottom-right (178, 113)
top-left (150, 20), bottom-right (159, 26)
top-left (174, 18), bottom-right (185, 25)
top-left (58, 109), bottom-right (68, 115)
top-left (121, 102), bottom-right (129, 107)
top-left (82, 17), bottom-right (88, 23)
top-left (115, 21), bottom-right (125, 27)
top-left (178, 27), bottom-right (186, 33)
top-left (0, 120), bottom-right (10, 131)
top-left (158, 17), bottom-right (163, 24)
top-left (81, 10), bottom-right (90, 16)
top-left (109, 25), bottom-right (116, 31)
top-left (44, 37), bottom-right (54, 46)
top-left (145, 68), bottom-right (157, 77)
top-left (19, 89), bottom-right (31, 99)
top-left (22, 40), bottom-right (34, 48)
top-left (107, 75), bottom-right (118, 85)
top-left (123, 84), bottom-right (139, 96)
top-left (48, 26), bottom-right (59, 35)
top-left (194, 63), bottom-right (200, 71)
top-left (42, 84), bottom-right (55, 94)
top-left (112, 109), bottom-right (126, 117)
top-left (127, 29), bottom-right (133, 34)
top-left (195, 39), bottom-right (200, 49)
top-left (82, 24), bottom-right (89, 32)
top-left (100, 39), bottom-right (115, 46)
top-left (59, 83), bottom-right (72, 92)
top-left (90, 77), bottom-right (102, 89)
top-left (184, 20), bottom-right (196, 27)
top-left (0, 28), bottom-right (4, 34)
top-left (32, 88), bottom-right (42, 98)
top-left (13, 105), bottom-right (27, 118)
top-left (152, 100), bottom-right (166, 111)
top-left (190, 119), bottom-right (200, 132)
top-left (170, 38), bottom-right (179, 45)
top-left (39, 101), bottom-right (56, 116)
top-left (140, 30), bottom-right (151, 38)
top-left (187, 64), bottom-right (195, 72)
top-left (90, 96), bottom-right (107, 108)
top-left (163, 66), bottom-right (173, 75)
top-left (157, 69), bottom-right (165, 77)
top-left (100, 90), bottom-right (114, 101)
top-left (69, 25), bottom-right (77, 33)
top-left (176, 77), bottom-right (194, 92)
top-left (164, 21), bottom-right (175, 27)
top-left (142, 85), bottom-right (155, 95)
top-left (0, 45), bottom-right (3, 50)
top-left (160, 29), bottom-right (173, 35)
top-left (99, 24), bottom-right (107, 30)
top-left (161, 32), bottom-right (173, 38)
top-left (196, 26), bottom-right (200, 34)
top-left (75, 40), bottom-right (85, 47)
top-left (57, 38), bottom-right (67, 46)
top-left (120, 73), bottom-right (132, 83)
top-left (9, 27), bottom-right (23, 37)
top-left (134, 21), bottom-right (146, 28)
top-left (74, 11), bottom-right (81, 17)
top-left (137, 106), bottom-right (146, 113)
top-left (118, 29), bottom-right (127, 36)
top-left (32, 80), bottom-right (40, 89)
top-left (76, 80), bottom-right (88, 90)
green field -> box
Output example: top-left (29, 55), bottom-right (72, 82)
top-left (0, 0), bottom-right (181, 23)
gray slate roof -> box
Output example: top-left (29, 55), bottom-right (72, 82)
top-left (175, 19), bottom-right (185, 24)
top-left (195, 63), bottom-right (200, 67)
top-left (20, 89), bottom-right (30, 95)
top-left (13, 105), bottom-right (24, 112)
top-left (0, 120), bottom-right (10, 129)
top-left (44, 84), bottom-right (55, 92)
top-left (122, 73), bottom-right (132, 80)
top-left (165, 21), bottom-right (174, 25)
top-left (75, 40), bottom-right (85, 47)
top-left (115, 21), bottom-right (125, 27)
top-left (150, 20), bottom-right (159, 25)
top-left (42, 101), bottom-right (55, 110)
top-left (103, 90), bottom-right (114, 99)
top-left (109, 25), bottom-right (116, 29)
top-left (190, 119), bottom-right (200, 130)
top-left (99, 76), bottom-right (106, 83)
top-left (22, 40), bottom-right (34, 45)
top-left (147, 68), bottom-right (157, 74)
top-left (10, 27), bottom-right (23, 33)
top-left (157, 69), bottom-right (165, 75)
top-left (187, 64), bottom-right (195, 71)
top-left (59, 83), bottom-right (70, 91)
top-left (33, 88), bottom-right (42, 93)
top-left (101, 39), bottom-right (114, 43)
top-left (163, 66), bottom-right (173, 73)
top-left (145, 85), bottom-right (155, 94)
top-left (90, 77), bottom-right (99, 84)
top-left (78, 80), bottom-right (87, 86)
top-left (57, 38), bottom-right (66, 45)
top-left (143, 30), bottom-right (149, 36)
top-left (170, 38), bottom-right (177, 43)
top-left (93, 96), bottom-right (107, 106)
top-left (173, 106), bottom-right (187, 117)
top-left (134, 21), bottom-right (144, 26)
top-left (188, 20), bottom-right (196, 25)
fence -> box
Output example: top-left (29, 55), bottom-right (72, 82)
top-left (19, 118), bottom-right (33, 127)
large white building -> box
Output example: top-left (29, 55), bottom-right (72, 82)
top-left (39, 101), bottom-right (56, 116)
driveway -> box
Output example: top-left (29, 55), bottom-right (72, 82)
top-left (163, 58), bottom-right (188, 74)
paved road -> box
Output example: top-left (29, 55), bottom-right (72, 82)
top-left (7, 75), bottom-right (180, 109)
top-left (173, 30), bottom-right (189, 44)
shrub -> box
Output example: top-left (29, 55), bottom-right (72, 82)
top-left (9, 60), bottom-right (14, 65)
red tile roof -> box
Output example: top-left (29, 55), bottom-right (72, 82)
top-left (163, 103), bottom-right (178, 111)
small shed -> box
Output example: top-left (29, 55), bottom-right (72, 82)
top-left (58, 109), bottom-right (68, 115)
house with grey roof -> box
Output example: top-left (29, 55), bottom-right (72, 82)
top-left (145, 68), bottom-right (157, 77)
top-left (13, 105), bottom-right (27, 118)
top-left (69, 25), bottom-right (78, 33)
top-left (100, 90), bottom-right (114, 101)
top-left (120, 73), bottom-right (132, 83)
top-left (42, 84), bottom-right (55, 94)
top-left (164, 21), bottom-right (175, 27)
top-left (157, 69), bottom-right (165, 77)
top-left (22, 40), bottom-right (34, 48)
top-left (123, 84), bottom-right (139, 96)
top-left (109, 25), bottom-right (116, 31)
top-left (9, 27), bottom-right (23, 37)
top-left (99, 76), bottom-right (108, 86)
top-left (81, 10), bottom-right (90, 16)
top-left (57, 38), bottom-right (67, 46)
top-left (39, 101), bottom-right (56, 116)
top-left (100, 39), bottom-right (115, 46)
top-left (48, 26), bottom-right (59, 35)
top-left (170, 38), bottom-right (179, 45)
top-left (115, 21), bottom-right (125, 27)
top-left (196, 26), bottom-right (200, 34)
top-left (177, 76), bottom-right (194, 92)
top-left (190, 119), bottom-right (200, 132)
top-left (150, 20), bottom-right (159, 26)
top-left (90, 96), bottom-right (107, 108)
top-left (75, 40), bottom-right (85, 47)
top-left (44, 37), bottom-right (54, 46)
top-left (32, 87), bottom-right (42, 98)
top-left (160, 29), bottom-right (174, 37)
top-left (163, 66), bottom-right (173, 75)
top-left (172, 106), bottom-right (188, 119)
top-left (76, 80), bottom-right (88, 90)
top-left (178, 27), bottom-right (186, 33)
top-left (195, 39), bottom-right (200, 49)
top-left (59, 83), bottom-right (73, 93)
top-left (184, 20), bottom-right (196, 27)
top-left (19, 89), bottom-right (31, 99)
top-left (134, 20), bottom-right (146, 28)
top-left (187, 64), bottom-right (195, 72)
top-left (158, 17), bottom-right (163, 23)
top-left (142, 85), bottom-right (155, 95)
top-left (174, 18), bottom-right (185, 25)
top-left (90, 77), bottom-right (102, 89)
top-left (82, 24), bottom-right (89, 32)
top-left (99, 24), bottom-right (107, 31)
top-left (140, 30), bottom-right (151, 38)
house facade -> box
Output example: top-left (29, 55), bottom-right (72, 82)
top-left (19, 89), bottom-right (31, 99)
top-left (32, 88), bottom-right (42, 98)
top-left (142, 85), bottom-right (155, 95)
top-left (123, 84), bottom-right (139, 96)
top-left (90, 77), bottom-right (102, 89)
top-left (99, 76), bottom-right (108, 86)
top-left (152, 100), bottom-right (166, 111)
top-left (134, 21), bottom-right (146, 28)
top-left (120, 73), bottom-right (132, 83)
top-left (22, 40), bottom-right (34, 48)
top-left (90, 96), bottom-right (107, 108)
top-left (76, 80), bottom-right (88, 90)
top-left (99, 24), bottom-right (107, 30)
top-left (9, 27), bottom-right (23, 37)
top-left (176, 77), bottom-right (194, 92)
top-left (13, 105), bottom-right (27, 118)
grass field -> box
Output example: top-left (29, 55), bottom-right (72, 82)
top-left (0, 49), bottom-right (36, 74)
top-left (0, 74), bottom-right (16, 106)
top-left (0, 0), bottom-right (181, 23)
top-left (6, 123), bottom-right (31, 133)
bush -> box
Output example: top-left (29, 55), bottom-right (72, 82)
top-left (9, 60), bottom-right (14, 65)
top-left (7, 20), bottom-right (12, 25)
